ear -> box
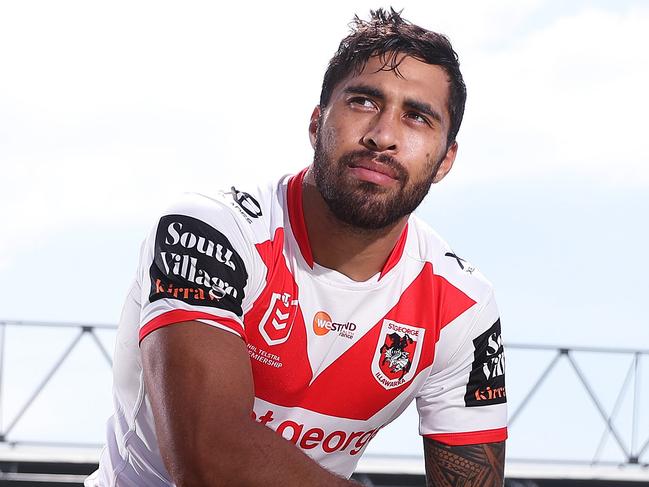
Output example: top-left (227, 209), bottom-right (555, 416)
top-left (432, 141), bottom-right (458, 183)
top-left (308, 105), bottom-right (321, 149)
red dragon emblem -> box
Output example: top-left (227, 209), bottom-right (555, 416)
top-left (379, 332), bottom-right (416, 380)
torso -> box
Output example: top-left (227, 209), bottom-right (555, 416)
top-left (90, 169), bottom-right (504, 486)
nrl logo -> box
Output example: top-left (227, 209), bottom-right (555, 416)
top-left (259, 292), bottom-right (299, 346)
top-left (372, 320), bottom-right (425, 390)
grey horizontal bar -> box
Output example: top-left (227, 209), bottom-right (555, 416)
top-left (505, 343), bottom-right (649, 355)
top-left (2, 440), bottom-right (104, 448)
top-left (506, 457), bottom-right (646, 466)
top-left (0, 472), bottom-right (88, 483)
top-left (0, 320), bottom-right (117, 330)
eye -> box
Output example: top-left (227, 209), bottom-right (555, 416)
top-left (348, 96), bottom-right (377, 109)
top-left (405, 112), bottom-right (430, 126)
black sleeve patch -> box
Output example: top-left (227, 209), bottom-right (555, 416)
top-left (148, 214), bottom-right (248, 317)
top-left (464, 319), bottom-right (507, 407)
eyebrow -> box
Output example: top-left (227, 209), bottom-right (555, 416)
top-left (343, 83), bottom-right (443, 124)
top-left (404, 98), bottom-right (442, 124)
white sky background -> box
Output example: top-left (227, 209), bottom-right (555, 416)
top-left (1, 0), bottom-right (648, 466)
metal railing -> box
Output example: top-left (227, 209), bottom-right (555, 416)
top-left (506, 343), bottom-right (649, 466)
top-left (0, 320), bottom-right (647, 468)
top-left (0, 320), bottom-right (115, 448)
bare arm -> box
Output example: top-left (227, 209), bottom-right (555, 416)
top-left (141, 321), bottom-right (361, 487)
top-left (424, 438), bottom-right (505, 487)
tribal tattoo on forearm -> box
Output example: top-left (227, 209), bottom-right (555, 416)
top-left (424, 439), bottom-right (505, 487)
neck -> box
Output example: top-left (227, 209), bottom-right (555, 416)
top-left (301, 167), bottom-right (407, 282)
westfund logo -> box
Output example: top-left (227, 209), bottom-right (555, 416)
top-left (464, 319), bottom-right (506, 407)
top-left (149, 214), bottom-right (248, 316)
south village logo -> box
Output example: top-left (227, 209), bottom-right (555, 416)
top-left (464, 319), bottom-right (506, 406)
top-left (149, 214), bottom-right (248, 316)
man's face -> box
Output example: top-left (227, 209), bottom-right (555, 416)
top-left (311, 54), bottom-right (458, 230)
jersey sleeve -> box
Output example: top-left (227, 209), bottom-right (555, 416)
top-left (416, 290), bottom-right (507, 446)
top-left (136, 194), bottom-right (263, 343)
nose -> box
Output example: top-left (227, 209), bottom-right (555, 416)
top-left (361, 110), bottom-right (399, 152)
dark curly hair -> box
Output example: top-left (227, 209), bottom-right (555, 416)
top-left (319, 8), bottom-right (466, 146)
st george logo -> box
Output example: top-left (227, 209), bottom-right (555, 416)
top-left (372, 319), bottom-right (425, 390)
top-left (379, 333), bottom-right (415, 380)
top-left (259, 292), bottom-right (299, 346)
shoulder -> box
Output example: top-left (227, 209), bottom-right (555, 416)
top-left (405, 215), bottom-right (495, 305)
top-left (137, 176), bottom-right (291, 320)
top-left (155, 176), bottom-right (288, 246)
top-left (405, 217), bottom-right (503, 379)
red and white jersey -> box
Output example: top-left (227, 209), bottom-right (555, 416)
top-left (87, 169), bottom-right (507, 486)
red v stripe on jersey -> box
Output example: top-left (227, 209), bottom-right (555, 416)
top-left (296, 262), bottom-right (476, 421)
top-left (247, 227), bottom-right (313, 404)
top-left (249, 183), bottom-right (477, 419)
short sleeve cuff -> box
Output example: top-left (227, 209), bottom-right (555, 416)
top-left (139, 309), bottom-right (247, 343)
top-left (424, 427), bottom-right (507, 446)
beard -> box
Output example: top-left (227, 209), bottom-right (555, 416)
top-left (313, 133), bottom-right (440, 231)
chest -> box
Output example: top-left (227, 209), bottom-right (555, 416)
top-left (242, 254), bottom-right (440, 421)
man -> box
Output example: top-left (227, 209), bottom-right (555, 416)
top-left (87, 8), bottom-right (507, 487)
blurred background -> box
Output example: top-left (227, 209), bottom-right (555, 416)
top-left (1, 0), bottom-right (648, 485)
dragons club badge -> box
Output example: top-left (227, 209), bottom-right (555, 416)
top-left (372, 319), bottom-right (425, 390)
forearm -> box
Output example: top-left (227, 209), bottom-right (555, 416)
top-left (142, 324), bottom-right (362, 486)
top-left (424, 439), bottom-right (505, 487)
top-left (162, 414), bottom-right (361, 487)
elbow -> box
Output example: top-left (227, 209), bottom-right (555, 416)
top-left (165, 460), bottom-right (229, 487)
top-left (161, 426), bottom-right (255, 487)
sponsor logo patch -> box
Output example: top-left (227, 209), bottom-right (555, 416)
top-left (312, 311), bottom-right (357, 339)
top-left (226, 186), bottom-right (262, 221)
top-left (258, 292), bottom-right (299, 346)
top-left (372, 319), bottom-right (425, 390)
top-left (445, 251), bottom-right (475, 274)
top-left (250, 408), bottom-right (381, 456)
top-left (464, 319), bottom-right (506, 406)
top-left (149, 214), bottom-right (248, 316)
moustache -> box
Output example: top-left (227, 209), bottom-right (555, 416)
top-left (338, 150), bottom-right (408, 182)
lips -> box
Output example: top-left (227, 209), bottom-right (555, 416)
top-left (348, 157), bottom-right (399, 180)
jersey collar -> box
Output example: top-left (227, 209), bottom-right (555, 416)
top-left (287, 167), bottom-right (408, 281)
